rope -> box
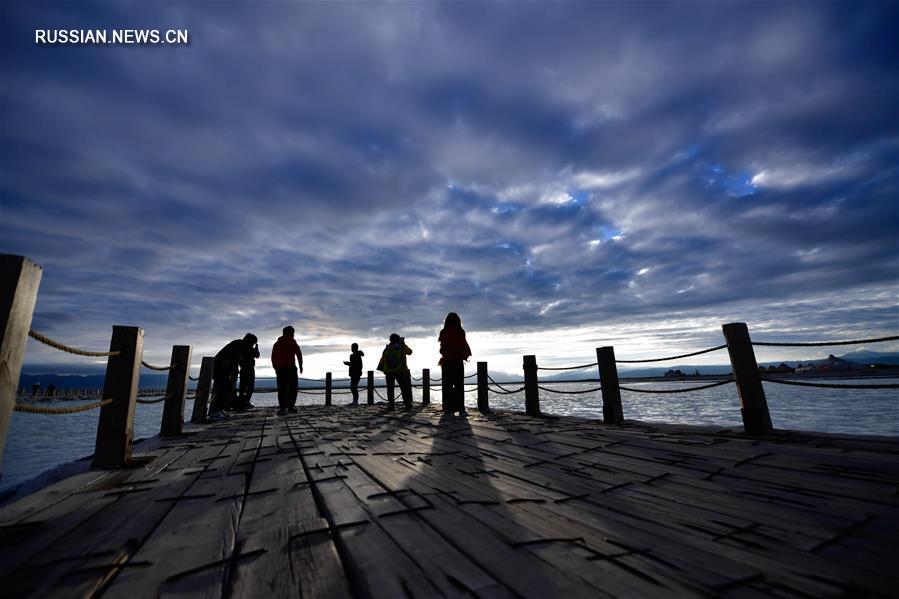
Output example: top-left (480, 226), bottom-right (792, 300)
top-left (489, 385), bottom-right (526, 395)
top-left (537, 362), bottom-right (598, 371)
top-left (136, 395), bottom-right (171, 404)
top-left (619, 379), bottom-right (734, 394)
top-left (464, 386), bottom-right (479, 393)
top-left (189, 376), bottom-right (199, 381)
top-left (752, 335), bottom-right (899, 347)
top-left (616, 345), bottom-right (728, 364)
top-left (141, 361), bottom-right (172, 371)
top-left (374, 388), bottom-right (387, 401)
top-left (14, 398), bottom-right (114, 414)
top-left (760, 378), bottom-right (899, 390)
top-left (487, 375), bottom-right (523, 394)
top-left (464, 372), bottom-right (478, 379)
top-left (538, 385), bottom-right (603, 395)
top-left (410, 375), bottom-right (422, 381)
top-left (28, 329), bottom-right (121, 357)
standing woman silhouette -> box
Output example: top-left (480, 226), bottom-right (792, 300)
top-left (438, 312), bottom-right (472, 416)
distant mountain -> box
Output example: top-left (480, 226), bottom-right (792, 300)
top-left (838, 350), bottom-right (899, 366)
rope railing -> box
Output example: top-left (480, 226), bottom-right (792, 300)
top-left (537, 362), bottom-right (597, 371)
top-left (616, 345), bottom-right (728, 364)
top-left (14, 398), bottom-right (115, 414)
top-left (487, 375), bottom-right (524, 394)
top-left (136, 394), bottom-right (171, 405)
top-left (760, 378), bottom-right (899, 390)
top-left (538, 385), bottom-right (603, 395)
top-left (489, 384), bottom-right (526, 395)
top-left (752, 335), bottom-right (899, 347)
top-left (189, 375), bottom-right (199, 381)
top-left (619, 379), bottom-right (734, 394)
top-left (28, 329), bottom-right (121, 357)
top-left (141, 360), bottom-right (172, 371)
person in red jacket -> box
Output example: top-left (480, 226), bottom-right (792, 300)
top-left (271, 325), bottom-right (303, 415)
top-left (438, 312), bottom-right (472, 416)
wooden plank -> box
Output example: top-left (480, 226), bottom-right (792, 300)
top-left (0, 432), bottom-right (235, 596)
top-left (100, 422), bottom-right (262, 598)
top-left (286, 416), bottom-right (506, 597)
top-left (231, 416), bottom-right (351, 598)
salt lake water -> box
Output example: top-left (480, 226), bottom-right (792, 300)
top-left (2, 377), bottom-right (896, 493)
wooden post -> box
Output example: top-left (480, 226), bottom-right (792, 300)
top-left (160, 345), bottom-right (191, 437)
top-left (367, 370), bottom-right (374, 405)
top-left (422, 368), bottom-right (430, 404)
top-left (723, 322), bottom-right (773, 435)
top-left (597, 347), bottom-right (624, 424)
top-left (523, 355), bottom-right (540, 416)
top-left (325, 372), bottom-right (332, 406)
top-left (190, 357), bottom-right (214, 424)
top-left (477, 361), bottom-right (489, 413)
top-left (93, 326), bottom-right (143, 468)
top-left (0, 255), bottom-right (42, 472)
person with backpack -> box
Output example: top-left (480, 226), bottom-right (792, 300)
top-left (438, 312), bottom-right (472, 416)
top-left (377, 333), bottom-right (413, 410)
top-left (343, 343), bottom-right (364, 404)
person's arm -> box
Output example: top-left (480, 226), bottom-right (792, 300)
top-left (404, 344), bottom-right (413, 355)
top-left (295, 344), bottom-right (303, 374)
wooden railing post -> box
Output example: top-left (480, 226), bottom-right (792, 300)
top-left (161, 345), bottom-right (191, 437)
top-left (325, 372), bottom-right (332, 406)
top-left (723, 322), bottom-right (773, 435)
top-left (190, 357), bottom-right (214, 424)
top-left (597, 347), bottom-right (624, 424)
top-left (93, 325), bottom-right (143, 468)
top-left (523, 355), bottom-right (540, 416)
top-left (0, 255), bottom-right (42, 472)
top-left (477, 361), bottom-right (490, 413)
top-left (422, 369), bottom-right (430, 404)
top-left (367, 370), bottom-right (374, 405)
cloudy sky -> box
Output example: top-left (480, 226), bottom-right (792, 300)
top-left (2, 1), bottom-right (897, 378)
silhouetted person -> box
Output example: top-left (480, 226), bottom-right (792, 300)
top-left (208, 333), bottom-right (257, 420)
top-left (343, 343), bottom-right (364, 404)
top-left (439, 312), bottom-right (472, 416)
top-left (32, 383), bottom-right (40, 397)
top-left (272, 325), bottom-right (303, 415)
top-left (378, 333), bottom-right (413, 410)
top-left (47, 383), bottom-right (56, 398)
top-left (235, 339), bottom-right (260, 411)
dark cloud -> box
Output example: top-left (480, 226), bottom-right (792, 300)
top-left (2, 1), bottom-right (897, 373)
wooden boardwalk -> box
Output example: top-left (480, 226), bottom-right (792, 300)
top-left (1, 405), bottom-right (898, 598)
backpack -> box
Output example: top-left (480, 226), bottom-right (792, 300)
top-left (382, 347), bottom-right (404, 374)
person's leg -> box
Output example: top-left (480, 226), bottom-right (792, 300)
top-left (447, 362), bottom-right (464, 413)
top-left (455, 364), bottom-right (467, 414)
top-left (276, 368), bottom-right (287, 411)
top-left (350, 375), bottom-right (359, 403)
top-left (209, 365), bottom-right (229, 415)
top-left (440, 366), bottom-right (452, 413)
top-left (288, 367), bottom-right (298, 410)
top-left (401, 371), bottom-right (412, 407)
top-left (386, 374), bottom-right (396, 409)
top-left (245, 369), bottom-right (255, 406)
